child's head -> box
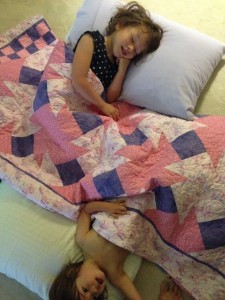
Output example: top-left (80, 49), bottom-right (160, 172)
top-left (49, 261), bottom-right (108, 300)
top-left (106, 1), bottom-right (163, 62)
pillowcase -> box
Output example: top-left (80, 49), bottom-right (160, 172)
top-left (66, 0), bottom-right (225, 120)
top-left (0, 181), bottom-right (142, 300)
top-left (65, 0), bottom-right (102, 48)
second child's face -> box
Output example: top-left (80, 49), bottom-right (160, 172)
top-left (111, 25), bottom-right (150, 60)
top-left (76, 263), bottom-right (106, 300)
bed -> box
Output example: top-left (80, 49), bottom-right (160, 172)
top-left (0, 0), bottom-right (225, 299)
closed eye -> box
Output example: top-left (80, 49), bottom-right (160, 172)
top-left (131, 35), bottom-right (137, 56)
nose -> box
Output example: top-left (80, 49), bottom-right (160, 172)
top-left (91, 285), bottom-right (98, 293)
top-left (127, 44), bottom-right (135, 57)
top-left (128, 44), bottom-right (134, 51)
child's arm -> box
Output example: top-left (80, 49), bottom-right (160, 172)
top-left (84, 200), bottom-right (127, 218)
top-left (72, 34), bottom-right (119, 121)
top-left (106, 58), bottom-right (131, 103)
top-left (109, 269), bottom-right (142, 300)
top-left (75, 200), bottom-right (127, 246)
top-left (75, 208), bottom-right (91, 247)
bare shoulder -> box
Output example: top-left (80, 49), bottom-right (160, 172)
top-left (77, 32), bottom-right (94, 49)
top-left (72, 32), bottom-right (94, 72)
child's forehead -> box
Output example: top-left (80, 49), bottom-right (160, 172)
top-left (137, 24), bottom-right (151, 35)
top-left (133, 26), bottom-right (151, 39)
top-left (128, 24), bottom-right (151, 37)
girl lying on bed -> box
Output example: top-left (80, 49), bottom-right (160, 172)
top-left (72, 1), bottom-right (163, 121)
top-left (49, 200), bottom-right (183, 300)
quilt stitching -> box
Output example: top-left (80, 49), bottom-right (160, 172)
top-left (1, 16), bottom-right (225, 300)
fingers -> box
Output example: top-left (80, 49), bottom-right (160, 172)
top-left (102, 103), bottom-right (119, 121)
top-left (168, 279), bottom-right (182, 296)
top-left (114, 199), bottom-right (127, 209)
top-left (112, 198), bottom-right (126, 204)
top-left (108, 110), bottom-right (118, 121)
top-left (117, 206), bottom-right (127, 213)
top-left (117, 57), bottom-right (131, 70)
top-left (104, 198), bottom-right (128, 218)
top-left (114, 208), bottom-right (128, 217)
top-left (172, 283), bottom-right (182, 298)
top-left (159, 279), bottom-right (183, 300)
top-left (115, 202), bottom-right (127, 211)
top-left (112, 203), bottom-right (127, 212)
top-left (111, 213), bottom-right (120, 218)
top-left (109, 105), bottom-right (119, 121)
top-left (111, 109), bottom-right (119, 121)
top-left (109, 201), bottom-right (128, 218)
top-left (111, 210), bottom-right (128, 218)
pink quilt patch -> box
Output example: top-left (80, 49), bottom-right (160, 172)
top-left (1, 16), bottom-right (225, 300)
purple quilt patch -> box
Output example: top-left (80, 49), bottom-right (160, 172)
top-left (1, 16), bottom-right (225, 300)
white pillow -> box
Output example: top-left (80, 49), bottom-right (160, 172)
top-left (0, 182), bottom-right (142, 300)
top-left (65, 0), bottom-right (102, 49)
top-left (66, 0), bottom-right (225, 120)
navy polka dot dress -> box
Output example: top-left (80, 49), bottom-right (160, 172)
top-left (74, 31), bottom-right (118, 91)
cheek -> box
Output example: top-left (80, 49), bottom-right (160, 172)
top-left (117, 32), bottom-right (127, 44)
top-left (126, 52), bottom-right (135, 60)
top-left (87, 276), bottom-right (95, 285)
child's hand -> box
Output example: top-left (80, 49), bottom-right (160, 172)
top-left (83, 199), bottom-right (127, 217)
top-left (102, 102), bottom-right (119, 121)
top-left (105, 200), bottom-right (128, 218)
top-left (117, 58), bottom-right (131, 72)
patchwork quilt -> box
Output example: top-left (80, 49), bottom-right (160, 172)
top-left (1, 16), bottom-right (225, 300)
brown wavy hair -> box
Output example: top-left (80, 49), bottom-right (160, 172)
top-left (49, 261), bottom-right (108, 300)
top-left (106, 1), bottom-right (163, 62)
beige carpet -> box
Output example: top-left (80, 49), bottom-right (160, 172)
top-left (0, 0), bottom-right (82, 39)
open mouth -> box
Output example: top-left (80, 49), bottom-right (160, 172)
top-left (121, 46), bottom-right (126, 56)
top-left (96, 278), bottom-right (104, 285)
